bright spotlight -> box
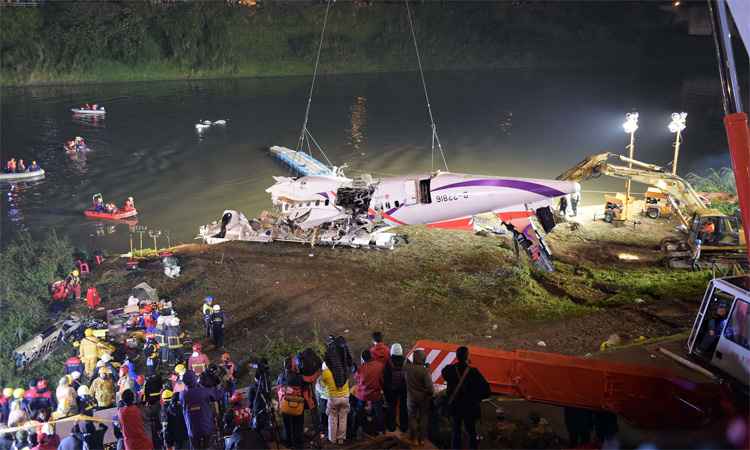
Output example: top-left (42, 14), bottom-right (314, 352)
top-left (668, 112), bottom-right (687, 133)
top-left (623, 112), bottom-right (639, 134)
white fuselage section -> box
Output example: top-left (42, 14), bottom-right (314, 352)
top-left (266, 171), bottom-right (580, 230)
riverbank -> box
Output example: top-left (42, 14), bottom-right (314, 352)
top-left (0, 1), bottom-right (711, 87)
top-left (80, 219), bottom-right (711, 378)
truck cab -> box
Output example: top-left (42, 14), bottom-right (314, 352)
top-left (687, 276), bottom-right (750, 389)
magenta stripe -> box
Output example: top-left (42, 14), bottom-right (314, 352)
top-left (431, 179), bottom-right (566, 198)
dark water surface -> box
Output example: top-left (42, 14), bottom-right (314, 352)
top-left (0, 70), bottom-right (730, 252)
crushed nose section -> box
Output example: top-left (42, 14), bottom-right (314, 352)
top-left (505, 216), bottom-right (555, 272)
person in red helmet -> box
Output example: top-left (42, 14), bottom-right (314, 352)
top-left (187, 343), bottom-right (209, 376)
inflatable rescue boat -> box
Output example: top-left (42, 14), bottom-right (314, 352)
top-left (71, 108), bottom-right (106, 116)
top-left (0, 169), bottom-right (45, 183)
top-left (84, 208), bottom-right (138, 220)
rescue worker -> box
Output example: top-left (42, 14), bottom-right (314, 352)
top-left (29, 379), bottom-right (54, 419)
top-left (89, 368), bottom-right (115, 410)
top-left (16, 159), bottom-right (26, 173)
top-left (143, 334), bottom-right (160, 377)
top-left (160, 390), bottom-right (189, 450)
top-left (180, 370), bottom-right (221, 450)
top-left (201, 297), bottom-right (214, 338)
top-left (210, 304), bottom-right (225, 349)
top-left (93, 194), bottom-right (105, 213)
top-left (187, 344), bottom-right (209, 377)
top-left (171, 365), bottom-right (187, 394)
top-left (69, 371), bottom-right (82, 393)
top-left (117, 367), bottom-right (135, 405)
top-left (28, 161), bottom-right (40, 172)
top-left (164, 317), bottom-right (183, 366)
top-left (7, 389), bottom-right (28, 427)
top-left (79, 329), bottom-right (100, 378)
top-left (155, 316), bottom-right (168, 364)
top-left (65, 269), bottom-right (81, 301)
top-left (76, 385), bottom-right (96, 416)
top-left (570, 191), bottom-right (580, 216)
top-left (124, 196), bottom-right (135, 211)
top-left (86, 286), bottom-right (101, 309)
top-left (53, 376), bottom-right (76, 419)
top-left (5, 159), bottom-right (16, 173)
top-left (64, 351), bottom-right (84, 376)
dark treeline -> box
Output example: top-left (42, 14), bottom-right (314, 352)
top-left (1, 1), bottom-right (704, 85)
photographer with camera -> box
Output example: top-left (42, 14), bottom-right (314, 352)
top-left (180, 370), bottom-right (221, 450)
top-left (247, 359), bottom-right (276, 443)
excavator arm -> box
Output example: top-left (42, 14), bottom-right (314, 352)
top-left (412, 340), bottom-right (729, 429)
top-left (557, 152), bottom-right (709, 227)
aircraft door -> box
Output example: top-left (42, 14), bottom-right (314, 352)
top-left (404, 181), bottom-right (417, 204)
top-left (712, 298), bottom-right (750, 385)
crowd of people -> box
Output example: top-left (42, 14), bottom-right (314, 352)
top-left (0, 318), bottom-right (494, 450)
top-left (3, 158), bottom-right (41, 174)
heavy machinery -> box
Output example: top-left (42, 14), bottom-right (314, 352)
top-left (688, 275), bottom-right (749, 388)
top-left (558, 152), bottom-right (746, 267)
top-left (643, 187), bottom-right (673, 219)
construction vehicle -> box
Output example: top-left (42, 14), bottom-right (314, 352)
top-left (687, 275), bottom-right (749, 389)
top-left (602, 193), bottom-right (627, 223)
top-left (558, 152), bottom-right (746, 267)
top-left (643, 187), bottom-right (673, 219)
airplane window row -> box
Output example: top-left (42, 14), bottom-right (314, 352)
top-left (282, 199), bottom-right (329, 211)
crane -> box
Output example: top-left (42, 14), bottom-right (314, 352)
top-left (558, 152), bottom-right (746, 268)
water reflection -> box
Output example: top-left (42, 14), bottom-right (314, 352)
top-left (498, 111), bottom-right (513, 135)
top-left (5, 184), bottom-right (26, 227)
top-left (72, 114), bottom-right (106, 128)
top-left (347, 96), bottom-right (367, 163)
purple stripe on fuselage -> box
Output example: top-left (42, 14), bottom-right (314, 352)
top-left (431, 179), bottom-right (566, 198)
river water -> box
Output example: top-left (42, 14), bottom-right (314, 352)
top-left (0, 70), bottom-right (730, 252)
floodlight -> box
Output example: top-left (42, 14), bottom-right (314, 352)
top-left (668, 112), bottom-right (687, 133)
top-left (622, 112), bottom-right (639, 134)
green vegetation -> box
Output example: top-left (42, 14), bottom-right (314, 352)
top-left (1, 1), bottom-right (690, 86)
top-left (685, 168), bottom-right (739, 215)
top-left (544, 262), bottom-right (712, 307)
top-left (354, 226), bottom-right (592, 323)
top-left (0, 232), bottom-right (73, 386)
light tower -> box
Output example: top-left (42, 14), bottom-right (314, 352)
top-left (668, 112), bottom-right (687, 175)
top-left (622, 112), bottom-right (639, 219)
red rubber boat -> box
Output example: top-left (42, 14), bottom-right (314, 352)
top-left (84, 208), bottom-right (138, 220)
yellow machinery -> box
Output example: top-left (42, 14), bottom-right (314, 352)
top-left (643, 188), bottom-right (673, 219)
top-left (603, 193), bottom-right (627, 223)
top-left (559, 152), bottom-right (746, 267)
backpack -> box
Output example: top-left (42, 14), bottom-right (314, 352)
top-left (278, 385), bottom-right (304, 416)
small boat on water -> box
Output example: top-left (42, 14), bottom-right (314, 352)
top-left (0, 169), bottom-right (45, 183)
top-left (71, 107), bottom-right (106, 116)
top-left (84, 208), bottom-right (138, 220)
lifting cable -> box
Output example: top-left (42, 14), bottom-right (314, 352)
top-left (404, 0), bottom-right (449, 173)
top-left (298, 0), bottom-right (334, 167)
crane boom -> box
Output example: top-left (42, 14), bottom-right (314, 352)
top-left (557, 152), bottom-right (709, 227)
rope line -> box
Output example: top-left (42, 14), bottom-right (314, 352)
top-left (298, 0), bottom-right (334, 165)
top-left (404, 0), bottom-right (448, 172)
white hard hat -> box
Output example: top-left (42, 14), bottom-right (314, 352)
top-left (100, 353), bottom-right (112, 362)
top-left (77, 385), bottom-right (89, 397)
top-left (390, 343), bottom-right (403, 357)
top-left (41, 423), bottom-right (54, 436)
top-left (171, 317), bottom-right (180, 326)
top-left (70, 371), bottom-right (81, 380)
top-left (213, 304), bottom-right (220, 312)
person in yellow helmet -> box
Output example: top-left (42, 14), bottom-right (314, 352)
top-left (65, 269), bottom-right (82, 300)
top-left (89, 366), bottom-right (115, 409)
top-left (161, 390), bottom-right (173, 402)
top-left (79, 328), bottom-right (100, 377)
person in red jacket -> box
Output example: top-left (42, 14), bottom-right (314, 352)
top-left (86, 286), bottom-right (101, 309)
top-left (64, 351), bottom-right (84, 375)
top-left (32, 423), bottom-right (60, 450)
top-left (354, 350), bottom-right (384, 436)
top-left (118, 389), bottom-right (154, 450)
top-left (368, 331), bottom-right (390, 365)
